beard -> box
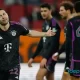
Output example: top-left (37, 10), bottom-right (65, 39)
top-left (0, 20), bottom-right (9, 26)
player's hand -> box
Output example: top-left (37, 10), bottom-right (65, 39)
top-left (46, 27), bottom-right (56, 36)
top-left (40, 58), bottom-right (47, 68)
top-left (28, 58), bottom-right (33, 67)
top-left (52, 52), bottom-right (59, 61)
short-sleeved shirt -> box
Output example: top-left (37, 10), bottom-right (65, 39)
top-left (0, 21), bottom-right (29, 70)
top-left (32, 18), bottom-right (60, 59)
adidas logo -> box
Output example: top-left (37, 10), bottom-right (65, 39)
top-left (0, 36), bottom-right (3, 39)
top-left (15, 76), bottom-right (18, 79)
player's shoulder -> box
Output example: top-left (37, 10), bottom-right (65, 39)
top-left (68, 16), bottom-right (75, 23)
top-left (68, 13), bottom-right (80, 21)
top-left (10, 21), bottom-right (26, 31)
top-left (51, 18), bottom-right (59, 26)
top-left (68, 13), bottom-right (77, 19)
top-left (51, 18), bottom-right (57, 24)
top-left (10, 21), bottom-right (23, 26)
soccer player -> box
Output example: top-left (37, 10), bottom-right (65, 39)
top-left (0, 9), bottom-right (55, 80)
top-left (28, 3), bottom-right (60, 80)
top-left (52, 1), bottom-right (74, 80)
top-left (65, 1), bottom-right (80, 80)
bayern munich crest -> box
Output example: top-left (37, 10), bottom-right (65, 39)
top-left (10, 30), bottom-right (17, 36)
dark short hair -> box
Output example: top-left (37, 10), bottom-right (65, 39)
top-left (0, 8), bottom-right (4, 10)
top-left (74, 1), bottom-right (80, 13)
top-left (60, 1), bottom-right (74, 13)
top-left (40, 3), bottom-right (51, 10)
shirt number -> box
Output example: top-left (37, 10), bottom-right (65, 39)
top-left (76, 26), bottom-right (80, 37)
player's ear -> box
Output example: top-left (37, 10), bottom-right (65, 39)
top-left (50, 9), bottom-right (52, 13)
top-left (66, 9), bottom-right (70, 13)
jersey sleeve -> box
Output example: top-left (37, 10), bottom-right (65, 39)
top-left (51, 19), bottom-right (60, 33)
top-left (65, 21), bottom-right (72, 65)
top-left (66, 21), bottom-right (72, 40)
top-left (42, 22), bottom-right (61, 60)
top-left (18, 23), bottom-right (29, 35)
top-left (31, 38), bottom-right (43, 59)
top-left (58, 41), bottom-right (65, 55)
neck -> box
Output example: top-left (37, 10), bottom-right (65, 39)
top-left (66, 13), bottom-right (72, 21)
top-left (0, 22), bottom-right (10, 31)
top-left (47, 15), bottom-right (53, 20)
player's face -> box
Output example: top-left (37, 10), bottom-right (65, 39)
top-left (59, 6), bottom-right (68, 19)
top-left (0, 10), bottom-right (9, 25)
top-left (40, 8), bottom-right (51, 19)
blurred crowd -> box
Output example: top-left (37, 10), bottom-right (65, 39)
top-left (0, 0), bottom-right (79, 30)
top-left (0, 0), bottom-right (72, 29)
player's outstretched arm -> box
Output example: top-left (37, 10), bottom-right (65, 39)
top-left (27, 28), bottom-right (56, 37)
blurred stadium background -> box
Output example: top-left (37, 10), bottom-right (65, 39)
top-left (0, 0), bottom-right (77, 80)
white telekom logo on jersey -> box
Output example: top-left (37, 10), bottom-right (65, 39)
top-left (0, 36), bottom-right (3, 39)
top-left (15, 76), bottom-right (18, 79)
top-left (4, 43), bottom-right (12, 52)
